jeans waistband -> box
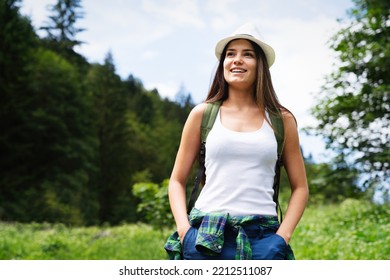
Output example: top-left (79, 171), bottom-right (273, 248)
top-left (224, 223), bottom-right (277, 240)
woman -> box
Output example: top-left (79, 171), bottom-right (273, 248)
top-left (164, 23), bottom-right (309, 260)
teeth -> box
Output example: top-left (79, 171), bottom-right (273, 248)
top-left (231, 69), bottom-right (245, 73)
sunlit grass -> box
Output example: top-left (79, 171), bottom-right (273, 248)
top-left (0, 223), bottom-right (169, 260)
top-left (0, 199), bottom-right (388, 260)
top-left (292, 199), bottom-right (390, 260)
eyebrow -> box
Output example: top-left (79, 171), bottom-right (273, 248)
top-left (226, 48), bottom-right (255, 52)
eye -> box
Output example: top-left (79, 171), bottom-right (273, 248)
top-left (244, 52), bottom-right (255, 58)
top-left (226, 51), bottom-right (235, 57)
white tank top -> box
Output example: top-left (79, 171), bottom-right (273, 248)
top-left (194, 109), bottom-right (278, 216)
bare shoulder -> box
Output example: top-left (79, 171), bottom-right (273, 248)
top-left (188, 102), bottom-right (207, 121)
top-left (192, 102), bottom-right (208, 114)
top-left (280, 108), bottom-right (297, 128)
top-left (181, 103), bottom-right (208, 133)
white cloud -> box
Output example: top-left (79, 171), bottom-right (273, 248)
top-left (81, 0), bottom-right (172, 47)
top-left (145, 81), bottom-right (180, 100)
top-left (258, 16), bottom-right (341, 128)
top-left (141, 50), bottom-right (159, 60)
top-left (205, 0), bottom-right (241, 32)
top-left (20, 0), bottom-right (56, 35)
top-left (142, 0), bottom-right (205, 28)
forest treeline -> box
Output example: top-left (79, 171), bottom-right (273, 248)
top-left (0, 0), bottom-right (387, 226)
top-left (0, 0), bottom-right (195, 225)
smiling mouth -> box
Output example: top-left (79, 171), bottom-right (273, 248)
top-left (230, 68), bottom-right (246, 73)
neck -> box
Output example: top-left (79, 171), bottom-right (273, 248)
top-left (225, 87), bottom-right (257, 109)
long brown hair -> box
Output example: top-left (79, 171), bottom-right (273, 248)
top-left (205, 39), bottom-right (286, 118)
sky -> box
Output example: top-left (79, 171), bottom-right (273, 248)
top-left (20, 0), bottom-right (354, 162)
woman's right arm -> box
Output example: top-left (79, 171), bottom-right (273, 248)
top-left (168, 103), bottom-right (206, 242)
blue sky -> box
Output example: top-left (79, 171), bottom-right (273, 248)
top-left (21, 0), bottom-right (354, 162)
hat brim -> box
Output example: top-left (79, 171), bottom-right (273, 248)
top-left (215, 34), bottom-right (275, 67)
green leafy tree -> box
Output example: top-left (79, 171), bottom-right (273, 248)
top-left (0, 0), bottom-right (195, 225)
top-left (304, 157), bottom-right (363, 204)
top-left (27, 48), bottom-right (98, 225)
top-left (0, 0), bottom-right (37, 91)
top-left (279, 152), bottom-right (363, 208)
top-left (1, 0), bottom-right (99, 224)
top-left (1, 46), bottom-right (98, 224)
top-left (86, 52), bottom-right (139, 224)
top-left (0, 0), bottom-right (36, 220)
top-left (124, 81), bottom-right (193, 184)
top-left (309, 0), bottom-right (389, 193)
top-left (132, 179), bottom-right (173, 230)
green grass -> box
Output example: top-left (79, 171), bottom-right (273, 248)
top-left (292, 199), bottom-right (390, 260)
top-left (0, 223), bottom-right (169, 260)
top-left (0, 199), bottom-right (388, 260)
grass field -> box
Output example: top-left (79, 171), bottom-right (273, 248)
top-left (0, 199), bottom-right (388, 260)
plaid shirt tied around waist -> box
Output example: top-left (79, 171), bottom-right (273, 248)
top-left (164, 208), bottom-right (295, 260)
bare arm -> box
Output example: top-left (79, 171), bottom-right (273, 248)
top-left (168, 103), bottom-right (206, 242)
top-left (276, 111), bottom-right (309, 244)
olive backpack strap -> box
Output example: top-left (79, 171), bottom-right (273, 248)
top-left (187, 101), bottom-right (221, 214)
top-left (200, 101), bottom-right (222, 142)
top-left (269, 109), bottom-right (285, 222)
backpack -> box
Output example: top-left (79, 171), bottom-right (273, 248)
top-left (187, 101), bottom-right (285, 222)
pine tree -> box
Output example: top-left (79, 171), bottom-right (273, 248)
top-left (40, 0), bottom-right (85, 50)
top-left (0, 0), bottom-right (38, 221)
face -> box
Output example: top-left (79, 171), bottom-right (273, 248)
top-left (223, 39), bottom-right (257, 89)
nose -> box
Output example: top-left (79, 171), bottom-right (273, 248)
top-left (233, 55), bottom-right (243, 65)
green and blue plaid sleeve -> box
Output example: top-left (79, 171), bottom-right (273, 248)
top-left (192, 210), bottom-right (227, 256)
top-left (164, 231), bottom-right (182, 260)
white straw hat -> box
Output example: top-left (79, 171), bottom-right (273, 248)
top-left (215, 22), bottom-right (275, 67)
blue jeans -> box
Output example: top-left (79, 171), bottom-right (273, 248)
top-left (182, 224), bottom-right (291, 260)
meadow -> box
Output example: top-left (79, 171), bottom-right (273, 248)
top-left (0, 199), bottom-right (388, 260)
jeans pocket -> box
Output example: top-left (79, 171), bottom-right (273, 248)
top-left (183, 227), bottom-right (214, 260)
top-left (250, 232), bottom-right (288, 260)
top-left (182, 226), bottom-right (194, 247)
top-left (269, 234), bottom-right (287, 259)
top-left (274, 233), bottom-right (287, 247)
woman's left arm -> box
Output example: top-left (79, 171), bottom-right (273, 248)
top-left (276, 111), bottom-right (309, 244)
